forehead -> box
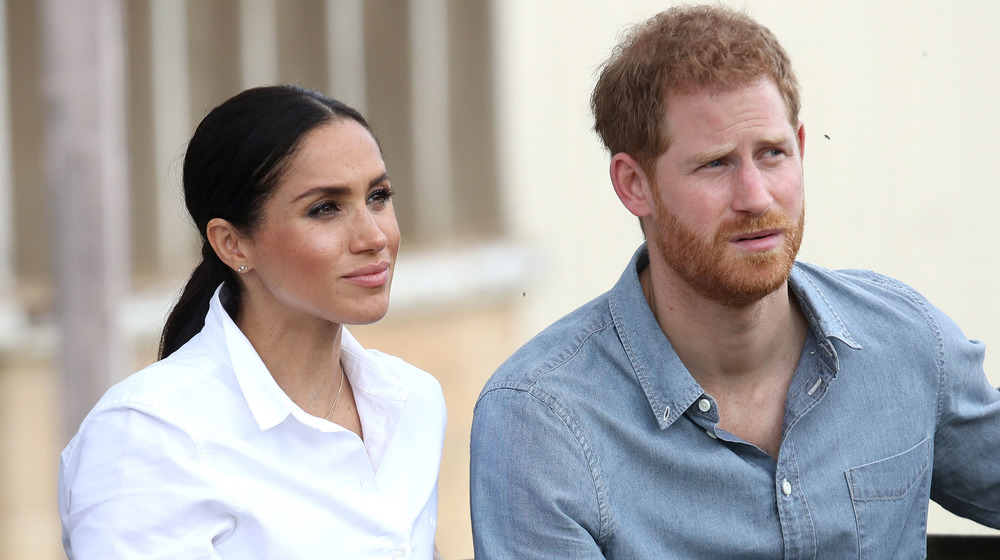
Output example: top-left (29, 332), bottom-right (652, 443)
top-left (284, 119), bottom-right (382, 177)
top-left (662, 78), bottom-right (795, 148)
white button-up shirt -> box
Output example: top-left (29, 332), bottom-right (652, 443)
top-left (59, 287), bottom-right (446, 559)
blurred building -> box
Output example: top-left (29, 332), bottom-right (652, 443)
top-left (2, 1), bottom-right (1000, 559)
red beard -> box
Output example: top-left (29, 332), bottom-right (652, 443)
top-left (652, 200), bottom-right (804, 308)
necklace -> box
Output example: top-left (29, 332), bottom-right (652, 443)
top-left (324, 367), bottom-right (345, 421)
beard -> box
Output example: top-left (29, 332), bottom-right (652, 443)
top-left (652, 199), bottom-right (804, 308)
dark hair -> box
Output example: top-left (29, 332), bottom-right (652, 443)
top-left (158, 85), bottom-right (375, 359)
top-left (591, 5), bottom-right (799, 178)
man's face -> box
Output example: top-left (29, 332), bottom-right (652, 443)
top-left (647, 78), bottom-right (805, 308)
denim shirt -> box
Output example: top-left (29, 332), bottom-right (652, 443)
top-left (470, 245), bottom-right (1000, 559)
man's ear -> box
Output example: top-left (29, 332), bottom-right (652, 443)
top-left (796, 121), bottom-right (806, 160)
top-left (610, 152), bottom-right (655, 219)
top-left (206, 218), bottom-right (251, 273)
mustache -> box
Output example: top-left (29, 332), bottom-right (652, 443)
top-left (715, 211), bottom-right (794, 240)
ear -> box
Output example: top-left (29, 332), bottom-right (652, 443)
top-left (796, 121), bottom-right (806, 160)
top-left (206, 218), bottom-right (251, 273)
top-left (610, 152), bottom-right (655, 219)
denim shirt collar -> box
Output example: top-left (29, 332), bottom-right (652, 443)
top-left (609, 244), bottom-right (863, 430)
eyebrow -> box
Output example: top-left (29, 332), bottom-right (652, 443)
top-left (291, 172), bottom-right (391, 203)
top-left (689, 147), bottom-right (732, 166)
top-left (689, 135), bottom-right (793, 166)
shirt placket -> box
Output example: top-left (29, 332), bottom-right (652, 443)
top-left (775, 440), bottom-right (816, 558)
top-left (774, 337), bottom-right (837, 559)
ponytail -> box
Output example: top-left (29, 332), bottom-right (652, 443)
top-left (158, 244), bottom-right (240, 359)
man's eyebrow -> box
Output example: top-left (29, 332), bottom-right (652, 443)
top-left (291, 173), bottom-right (390, 203)
top-left (690, 147), bottom-right (732, 165)
top-left (691, 146), bottom-right (733, 163)
top-left (757, 134), bottom-right (794, 147)
top-left (688, 135), bottom-right (794, 165)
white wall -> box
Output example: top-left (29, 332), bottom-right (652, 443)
top-left (492, 0), bottom-right (1000, 535)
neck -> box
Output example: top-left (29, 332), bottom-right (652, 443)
top-left (236, 297), bottom-right (345, 416)
top-left (640, 255), bottom-right (809, 460)
top-left (640, 261), bottom-right (808, 387)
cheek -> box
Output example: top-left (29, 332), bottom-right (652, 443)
top-left (258, 227), bottom-right (346, 275)
top-left (378, 211), bottom-right (401, 253)
top-left (775, 172), bottom-right (805, 211)
top-left (664, 192), bottom-right (727, 232)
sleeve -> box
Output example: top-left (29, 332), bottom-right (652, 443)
top-left (470, 386), bottom-right (608, 560)
top-left (929, 309), bottom-right (1000, 528)
top-left (58, 405), bottom-right (235, 559)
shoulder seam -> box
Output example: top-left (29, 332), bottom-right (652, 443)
top-left (850, 272), bottom-right (947, 424)
top-left (475, 384), bottom-right (614, 544)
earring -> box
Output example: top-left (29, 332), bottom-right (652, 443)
top-left (237, 265), bottom-right (249, 273)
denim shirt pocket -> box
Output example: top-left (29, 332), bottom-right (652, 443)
top-left (846, 437), bottom-right (932, 559)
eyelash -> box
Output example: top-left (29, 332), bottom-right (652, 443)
top-left (306, 188), bottom-right (395, 218)
top-left (307, 201), bottom-right (338, 218)
top-left (368, 187), bottom-right (395, 205)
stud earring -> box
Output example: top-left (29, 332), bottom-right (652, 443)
top-left (237, 265), bottom-right (249, 273)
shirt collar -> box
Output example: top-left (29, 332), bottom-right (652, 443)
top-left (206, 285), bottom-right (408, 432)
top-left (208, 286), bottom-right (296, 430)
top-left (339, 328), bottom-right (409, 403)
top-left (787, 262), bottom-right (862, 351)
top-left (609, 245), bottom-right (861, 431)
top-left (609, 246), bottom-right (704, 430)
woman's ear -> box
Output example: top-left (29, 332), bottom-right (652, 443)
top-left (610, 152), bottom-right (655, 219)
top-left (206, 218), bottom-right (251, 273)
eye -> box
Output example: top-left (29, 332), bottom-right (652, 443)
top-left (307, 200), bottom-right (339, 218)
top-left (704, 159), bottom-right (724, 168)
top-left (367, 187), bottom-right (395, 207)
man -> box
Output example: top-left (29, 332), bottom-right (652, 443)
top-left (470, 5), bottom-right (1000, 559)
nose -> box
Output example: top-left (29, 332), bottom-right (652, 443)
top-left (349, 208), bottom-right (389, 253)
top-left (732, 163), bottom-right (773, 215)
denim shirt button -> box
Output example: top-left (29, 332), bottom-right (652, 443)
top-left (698, 398), bottom-right (712, 412)
top-left (781, 479), bottom-right (792, 496)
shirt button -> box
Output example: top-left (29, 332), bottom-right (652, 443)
top-left (392, 549), bottom-right (406, 559)
top-left (698, 398), bottom-right (712, 412)
top-left (782, 479), bottom-right (792, 496)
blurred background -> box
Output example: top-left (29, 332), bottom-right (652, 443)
top-left (2, 0), bottom-right (1000, 558)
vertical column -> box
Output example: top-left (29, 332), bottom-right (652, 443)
top-left (150, 0), bottom-right (194, 271)
top-left (0, 0), bottom-right (14, 307)
top-left (325, 0), bottom-right (366, 111)
top-left (409, 0), bottom-right (453, 238)
top-left (41, 0), bottom-right (129, 439)
top-left (0, 0), bottom-right (24, 350)
top-left (239, 0), bottom-right (278, 88)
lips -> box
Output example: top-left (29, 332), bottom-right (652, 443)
top-left (343, 261), bottom-right (391, 288)
top-left (732, 228), bottom-right (781, 242)
top-left (729, 228), bottom-right (783, 252)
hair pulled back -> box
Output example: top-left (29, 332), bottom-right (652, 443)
top-left (159, 85), bottom-right (374, 359)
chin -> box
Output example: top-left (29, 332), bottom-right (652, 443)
top-left (343, 300), bottom-right (392, 326)
top-left (352, 312), bottom-right (389, 326)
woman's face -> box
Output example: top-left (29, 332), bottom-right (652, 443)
top-left (241, 118), bottom-right (400, 327)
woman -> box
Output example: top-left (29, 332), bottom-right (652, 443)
top-left (58, 85), bottom-right (447, 559)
